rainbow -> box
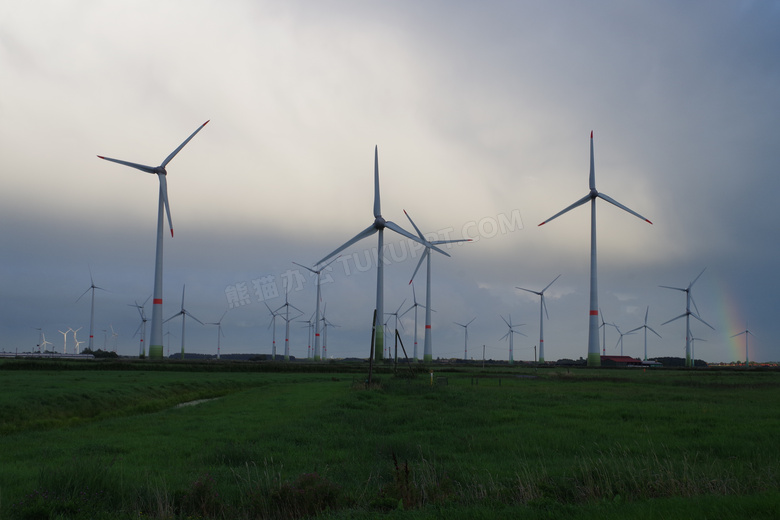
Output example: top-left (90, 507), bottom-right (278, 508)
top-left (712, 279), bottom-right (747, 362)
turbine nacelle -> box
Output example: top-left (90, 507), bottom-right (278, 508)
top-left (374, 216), bottom-right (386, 229)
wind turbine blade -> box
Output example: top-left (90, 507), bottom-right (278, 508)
top-left (661, 313), bottom-right (687, 326)
top-left (292, 261), bottom-right (316, 275)
top-left (589, 130), bottom-right (595, 191)
top-left (690, 311), bottom-right (715, 330)
top-left (431, 238), bottom-right (472, 246)
top-left (184, 311), bottom-right (205, 326)
top-left (500, 314), bottom-right (510, 327)
top-left (163, 311), bottom-right (183, 324)
top-left (385, 221), bottom-right (449, 255)
top-left (730, 331), bottom-right (745, 339)
top-left (596, 192), bottom-right (652, 224)
top-left (97, 156), bottom-right (158, 174)
top-left (626, 326), bottom-right (642, 334)
top-left (408, 249), bottom-right (428, 284)
top-left (159, 174), bottom-right (174, 237)
top-left (403, 209), bottom-right (425, 240)
top-left (690, 294), bottom-right (701, 317)
top-left (648, 326), bottom-right (662, 338)
top-left (181, 285), bottom-right (186, 308)
top-left (659, 285), bottom-right (686, 292)
top-left (373, 146), bottom-right (381, 218)
top-left (466, 317), bottom-right (476, 326)
top-left (316, 224), bottom-right (377, 265)
top-left (542, 274), bottom-right (561, 293)
top-left (542, 295), bottom-right (550, 320)
top-left (161, 120), bottom-right (209, 168)
top-left (516, 286), bottom-right (540, 296)
top-left (690, 268), bottom-right (707, 288)
top-left (538, 193), bottom-right (591, 226)
top-left (75, 287), bottom-right (91, 303)
top-left (644, 306), bottom-right (649, 325)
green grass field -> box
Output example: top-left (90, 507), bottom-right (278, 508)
top-left (1, 360), bottom-right (779, 519)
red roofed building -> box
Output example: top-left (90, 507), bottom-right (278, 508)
top-left (600, 355), bottom-right (643, 367)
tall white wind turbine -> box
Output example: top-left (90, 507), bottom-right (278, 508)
top-left (58, 329), bottom-right (70, 354)
top-left (320, 307), bottom-right (338, 360)
top-left (40, 332), bottom-right (53, 353)
top-left (539, 132), bottom-right (652, 366)
top-left (660, 268), bottom-right (714, 368)
top-left (516, 274), bottom-right (560, 363)
top-left (72, 327), bottom-right (83, 354)
top-left (315, 147), bottom-right (432, 362)
top-left (293, 256), bottom-right (339, 361)
top-left (731, 325), bottom-right (755, 366)
top-left (404, 210), bottom-right (471, 363)
top-left (454, 317), bottom-right (476, 360)
top-left (76, 269), bottom-right (106, 351)
top-left (98, 120), bottom-right (209, 359)
top-left (164, 285), bottom-right (204, 360)
top-left (499, 314), bottom-right (526, 364)
top-left (627, 306), bottom-right (661, 361)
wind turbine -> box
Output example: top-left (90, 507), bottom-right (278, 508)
top-left (538, 132), bottom-right (652, 366)
top-left (385, 299), bottom-right (406, 362)
top-left (627, 306), bottom-right (662, 361)
top-left (293, 256), bottom-right (339, 361)
top-left (315, 147), bottom-right (433, 362)
top-left (499, 314), bottom-right (526, 364)
top-left (164, 285), bottom-right (204, 360)
top-left (110, 324), bottom-right (119, 353)
top-left (98, 120), bottom-right (209, 359)
top-left (58, 329), bottom-right (70, 354)
top-left (207, 310), bottom-right (227, 360)
top-left (320, 304), bottom-right (338, 360)
top-left (40, 332), bottom-right (53, 353)
top-left (71, 327), bottom-right (83, 354)
top-left (404, 210), bottom-right (471, 363)
top-left (516, 274), bottom-right (560, 363)
top-left (400, 284), bottom-right (425, 361)
top-left (264, 302), bottom-right (281, 360)
top-left (731, 325), bottom-right (755, 366)
top-left (660, 268), bottom-right (714, 368)
top-left (129, 296), bottom-right (150, 358)
top-left (274, 290), bottom-right (303, 361)
top-left (689, 334), bottom-right (707, 367)
top-left (454, 317), bottom-right (476, 360)
top-left (76, 269), bottom-right (106, 351)
top-left (613, 325), bottom-right (635, 357)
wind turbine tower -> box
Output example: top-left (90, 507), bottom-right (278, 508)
top-left (731, 324), bottom-right (755, 366)
top-left (539, 132), bottom-right (652, 366)
top-left (164, 285), bottom-right (204, 360)
top-left (516, 274), bottom-right (560, 363)
top-left (627, 306), bottom-right (662, 361)
top-left (207, 311), bottom-right (227, 360)
top-left (405, 210), bottom-right (471, 363)
top-left (499, 314), bottom-right (526, 364)
top-left (76, 270), bottom-right (105, 351)
top-left (293, 256), bottom-right (338, 361)
top-left (454, 317), bottom-right (476, 360)
top-left (660, 269), bottom-right (714, 367)
top-left (98, 121), bottom-right (209, 359)
top-left (315, 147), bottom-right (431, 362)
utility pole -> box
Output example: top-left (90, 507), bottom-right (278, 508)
top-left (482, 344), bottom-right (485, 368)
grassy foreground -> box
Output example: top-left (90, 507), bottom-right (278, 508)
top-left (0, 360), bottom-right (779, 518)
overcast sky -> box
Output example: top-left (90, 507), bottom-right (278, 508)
top-left (2, 1), bottom-right (778, 363)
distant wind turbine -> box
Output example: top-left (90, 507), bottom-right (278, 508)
top-left (315, 147), bottom-right (432, 362)
top-left (731, 324), bottom-right (755, 366)
top-left (129, 296), bottom-right (150, 358)
top-left (320, 306), bottom-right (338, 360)
top-left (99, 120), bottom-right (209, 359)
top-left (264, 302), bottom-right (281, 360)
top-left (689, 334), bottom-right (707, 366)
top-left (207, 310), bottom-right (227, 360)
top-left (110, 324), bottom-right (119, 353)
top-left (400, 284), bottom-right (425, 362)
top-left (58, 329), bottom-right (70, 354)
top-left (613, 325), bottom-right (635, 357)
top-left (454, 317), bottom-right (476, 360)
top-left (76, 269), bottom-right (106, 351)
top-left (293, 256), bottom-right (339, 361)
top-left (384, 299), bottom-right (406, 362)
top-left (538, 132), bottom-right (652, 366)
top-left (516, 274), bottom-right (560, 363)
top-left (405, 210), bottom-right (471, 363)
top-left (275, 291), bottom-right (303, 361)
top-left (40, 332), bottom-right (53, 353)
top-left (164, 285), bottom-right (204, 360)
top-left (599, 308), bottom-right (617, 356)
top-left (499, 314), bottom-right (526, 364)
top-left (660, 268), bottom-right (714, 368)
top-left (71, 327), bottom-right (83, 354)
top-left (627, 306), bottom-right (661, 361)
